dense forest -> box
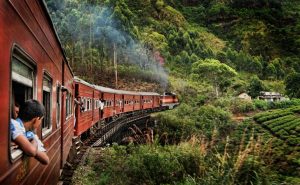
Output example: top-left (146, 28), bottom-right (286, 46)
top-left (46, 0), bottom-right (300, 184)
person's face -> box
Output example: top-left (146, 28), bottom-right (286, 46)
top-left (14, 106), bottom-right (19, 118)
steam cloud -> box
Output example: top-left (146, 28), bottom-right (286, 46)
top-left (47, 0), bottom-right (168, 90)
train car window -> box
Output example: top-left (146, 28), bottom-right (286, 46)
top-left (66, 92), bottom-right (69, 116)
top-left (81, 97), bottom-right (86, 112)
top-left (88, 98), bottom-right (91, 110)
top-left (10, 51), bottom-right (35, 161)
top-left (65, 92), bottom-right (72, 118)
top-left (56, 85), bottom-right (61, 127)
top-left (71, 94), bottom-right (73, 114)
top-left (42, 74), bottom-right (52, 137)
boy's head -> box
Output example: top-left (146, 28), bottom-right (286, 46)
top-left (19, 100), bottom-right (45, 128)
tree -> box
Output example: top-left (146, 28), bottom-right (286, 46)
top-left (266, 63), bottom-right (276, 80)
top-left (192, 59), bottom-right (237, 98)
top-left (248, 76), bottom-right (265, 98)
top-left (285, 72), bottom-right (300, 98)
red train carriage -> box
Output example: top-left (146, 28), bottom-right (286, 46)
top-left (114, 93), bottom-right (123, 114)
top-left (123, 93), bottom-right (135, 113)
top-left (0, 1), bottom-right (74, 184)
top-left (140, 92), bottom-right (161, 110)
top-left (74, 77), bottom-right (98, 136)
top-left (153, 95), bottom-right (161, 109)
top-left (133, 94), bottom-right (141, 111)
top-left (95, 85), bottom-right (116, 120)
top-left (93, 88), bottom-right (101, 124)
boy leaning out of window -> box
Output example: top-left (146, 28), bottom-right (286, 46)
top-left (10, 99), bottom-right (49, 165)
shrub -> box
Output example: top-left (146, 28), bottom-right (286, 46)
top-left (195, 105), bottom-right (233, 137)
top-left (253, 99), bottom-right (268, 110)
top-left (230, 99), bottom-right (255, 113)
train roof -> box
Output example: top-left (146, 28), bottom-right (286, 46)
top-left (74, 77), bottom-right (160, 96)
top-left (74, 77), bottom-right (96, 89)
top-left (138, 92), bottom-right (160, 96)
top-left (94, 85), bottom-right (140, 95)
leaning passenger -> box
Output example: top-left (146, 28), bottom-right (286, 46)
top-left (10, 99), bottom-right (49, 165)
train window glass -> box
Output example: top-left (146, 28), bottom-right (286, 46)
top-left (81, 97), bottom-right (86, 112)
top-left (56, 85), bottom-right (61, 127)
top-left (86, 98), bottom-right (90, 110)
top-left (10, 53), bottom-right (35, 161)
top-left (86, 98), bottom-right (88, 111)
top-left (66, 92), bottom-right (69, 117)
top-left (71, 94), bottom-right (73, 114)
top-left (65, 92), bottom-right (72, 118)
top-left (42, 74), bottom-right (52, 137)
top-left (89, 99), bottom-right (91, 110)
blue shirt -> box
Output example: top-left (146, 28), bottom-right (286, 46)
top-left (10, 118), bottom-right (46, 152)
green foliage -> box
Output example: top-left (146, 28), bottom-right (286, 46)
top-left (253, 99), bottom-right (268, 110)
top-left (192, 59), bottom-right (237, 97)
top-left (285, 72), bottom-right (300, 98)
top-left (247, 75), bottom-right (265, 98)
top-left (154, 103), bottom-right (233, 139)
top-left (230, 99), bottom-right (255, 114)
top-left (253, 106), bottom-right (300, 145)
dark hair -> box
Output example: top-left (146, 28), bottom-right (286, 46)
top-left (18, 99), bottom-right (45, 122)
top-left (15, 102), bottom-right (20, 107)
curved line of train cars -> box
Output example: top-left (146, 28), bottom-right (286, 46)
top-left (0, 1), bottom-right (179, 185)
top-left (74, 77), bottom-right (164, 137)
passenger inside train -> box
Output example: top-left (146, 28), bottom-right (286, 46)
top-left (10, 100), bottom-right (49, 165)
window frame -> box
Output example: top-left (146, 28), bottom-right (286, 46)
top-left (9, 45), bottom-right (37, 162)
top-left (56, 83), bottom-right (62, 128)
top-left (65, 91), bottom-right (73, 119)
top-left (42, 71), bottom-right (53, 138)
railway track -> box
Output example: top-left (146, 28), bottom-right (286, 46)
top-left (59, 112), bottom-right (151, 185)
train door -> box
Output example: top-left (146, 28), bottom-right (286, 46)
top-left (141, 96), bottom-right (144, 110)
top-left (122, 95), bottom-right (125, 113)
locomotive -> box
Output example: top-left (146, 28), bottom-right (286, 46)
top-left (0, 1), bottom-right (178, 184)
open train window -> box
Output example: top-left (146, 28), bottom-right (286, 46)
top-left (42, 74), bottom-right (52, 137)
top-left (10, 50), bottom-right (35, 161)
top-left (81, 97), bottom-right (86, 112)
top-left (56, 84), bottom-right (61, 127)
top-left (66, 92), bottom-right (72, 118)
top-left (86, 98), bottom-right (91, 110)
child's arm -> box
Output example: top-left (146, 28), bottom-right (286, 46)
top-left (35, 151), bottom-right (49, 165)
top-left (14, 135), bottom-right (38, 157)
top-left (33, 134), bottom-right (49, 165)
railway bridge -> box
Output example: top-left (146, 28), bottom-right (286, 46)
top-left (60, 112), bottom-right (154, 184)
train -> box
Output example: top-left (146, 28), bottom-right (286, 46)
top-left (0, 1), bottom-right (179, 184)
